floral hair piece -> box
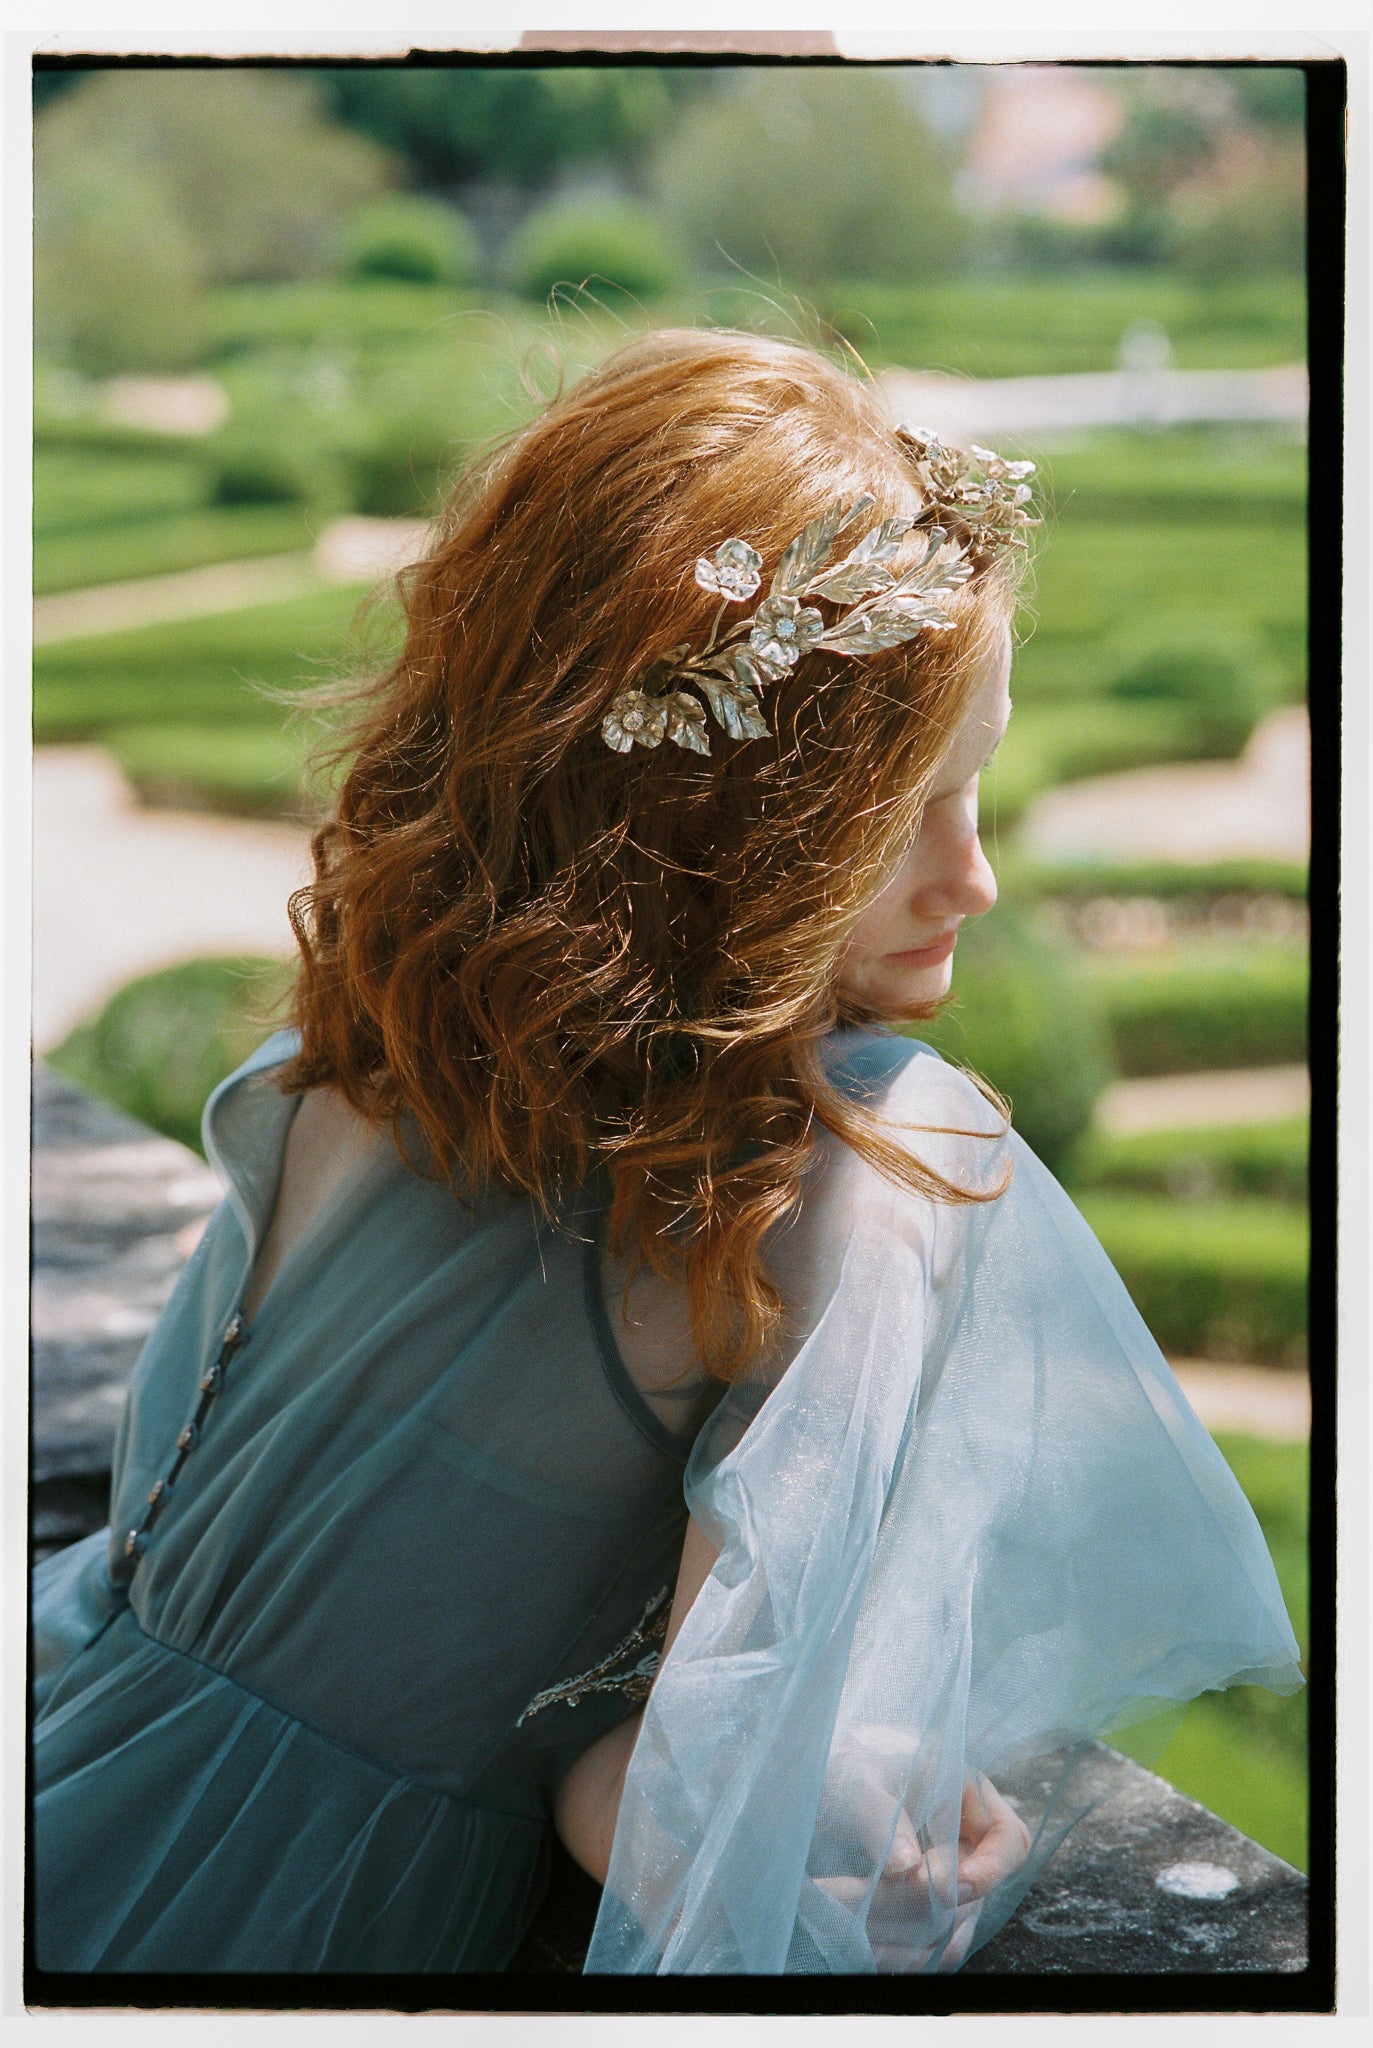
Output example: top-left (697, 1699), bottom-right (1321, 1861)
top-left (601, 426), bottom-right (1036, 757)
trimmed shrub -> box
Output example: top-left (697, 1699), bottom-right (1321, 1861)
top-left (33, 584), bottom-right (387, 741)
top-left (33, 504), bottom-right (313, 598)
top-left (1068, 1117), bottom-right (1308, 1204)
top-left (1088, 943), bottom-right (1308, 1076)
top-left (48, 956), bottom-right (295, 1156)
top-left (1040, 428), bottom-right (1307, 525)
top-left (908, 905), bottom-right (1113, 1173)
top-left (208, 280), bottom-right (472, 355)
top-left (817, 272), bottom-right (1305, 379)
top-left (1076, 1191), bottom-right (1307, 1364)
top-left (207, 429), bottom-right (346, 510)
top-left (33, 448), bottom-right (211, 537)
top-left (335, 194), bottom-right (480, 286)
top-left (1012, 510), bottom-right (1307, 710)
top-left (110, 723), bottom-right (317, 819)
top-left (339, 417), bottom-right (458, 518)
top-left (505, 193), bottom-right (686, 303)
top-left (1103, 624), bottom-right (1287, 755)
top-left (1018, 856), bottom-right (1308, 903)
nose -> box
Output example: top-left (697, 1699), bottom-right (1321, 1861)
top-left (916, 821), bottom-right (998, 922)
top-left (960, 832), bottom-right (998, 917)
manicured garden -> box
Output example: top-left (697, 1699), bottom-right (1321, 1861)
top-left (33, 62), bottom-right (1311, 1871)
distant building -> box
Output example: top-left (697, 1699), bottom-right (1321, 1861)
top-left (961, 65), bottom-right (1123, 222)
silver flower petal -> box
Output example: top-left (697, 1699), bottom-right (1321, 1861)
top-left (694, 537), bottom-right (763, 601)
top-left (602, 688), bottom-right (667, 753)
top-left (749, 594), bottom-right (825, 674)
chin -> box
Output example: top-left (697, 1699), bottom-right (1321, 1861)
top-left (842, 958), bottom-right (956, 1021)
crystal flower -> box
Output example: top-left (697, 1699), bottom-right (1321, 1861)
top-left (602, 689), bottom-right (668, 753)
top-left (695, 538), bottom-right (763, 602)
top-left (749, 595), bottom-right (825, 678)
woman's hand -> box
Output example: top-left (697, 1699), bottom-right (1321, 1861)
top-left (814, 1769), bottom-right (1031, 1973)
top-left (954, 1771), bottom-right (1031, 1908)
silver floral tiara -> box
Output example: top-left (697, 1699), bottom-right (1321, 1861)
top-left (601, 427), bottom-right (1036, 757)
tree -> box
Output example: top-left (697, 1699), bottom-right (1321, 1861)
top-left (651, 68), bottom-right (959, 287)
top-left (312, 65), bottom-right (705, 193)
top-left (33, 67), bottom-right (395, 285)
top-left (34, 154), bottom-right (206, 374)
top-left (1095, 67), bottom-right (1305, 269)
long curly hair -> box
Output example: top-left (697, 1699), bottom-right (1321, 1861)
top-left (280, 327), bottom-right (1022, 1379)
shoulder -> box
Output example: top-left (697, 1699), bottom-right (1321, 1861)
top-left (820, 1027), bottom-right (1009, 1189)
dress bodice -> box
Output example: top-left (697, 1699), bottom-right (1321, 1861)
top-left (31, 1030), bottom-right (723, 1971)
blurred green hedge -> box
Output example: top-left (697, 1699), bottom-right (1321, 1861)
top-left (109, 724), bottom-right (318, 819)
top-left (504, 193), bottom-right (686, 302)
top-left (34, 505), bottom-right (313, 597)
top-left (1118, 1430), bottom-right (1308, 1870)
top-left (987, 699), bottom-right (1224, 826)
top-left (48, 956), bottom-right (295, 1156)
top-left (34, 447), bottom-right (211, 534)
top-left (1068, 1116), bottom-right (1307, 1204)
top-left (908, 907), bottom-right (1113, 1173)
top-left (1077, 1190), bottom-right (1307, 1363)
top-left (1017, 856), bottom-right (1307, 903)
top-left (334, 194), bottom-right (480, 288)
top-left (823, 272), bottom-right (1305, 378)
top-left (33, 584), bottom-right (384, 741)
top-left (1088, 943), bottom-right (1307, 1075)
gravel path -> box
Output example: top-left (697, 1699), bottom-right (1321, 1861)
top-left (1169, 1361), bottom-right (1309, 1442)
top-left (1096, 1065), bottom-right (1309, 1137)
top-left (1022, 706), bottom-right (1310, 867)
top-left (880, 362), bottom-right (1307, 443)
top-left (32, 748), bottom-right (310, 1052)
top-left (32, 554), bottom-right (322, 647)
top-left (32, 516), bottom-right (431, 648)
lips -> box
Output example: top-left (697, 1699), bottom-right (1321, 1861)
top-left (885, 929), bottom-right (960, 968)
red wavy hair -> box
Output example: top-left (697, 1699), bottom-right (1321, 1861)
top-left (280, 328), bottom-right (1020, 1378)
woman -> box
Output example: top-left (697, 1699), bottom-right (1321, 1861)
top-left (31, 330), bottom-right (1301, 1977)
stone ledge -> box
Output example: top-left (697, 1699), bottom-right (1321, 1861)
top-left (29, 1064), bottom-right (1309, 1974)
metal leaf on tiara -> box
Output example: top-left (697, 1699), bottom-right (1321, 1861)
top-left (601, 432), bottom-right (1036, 757)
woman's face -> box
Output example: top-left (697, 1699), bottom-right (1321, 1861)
top-left (834, 623), bottom-right (1012, 1018)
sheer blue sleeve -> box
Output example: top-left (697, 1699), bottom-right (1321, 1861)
top-left (585, 1040), bottom-right (1303, 1975)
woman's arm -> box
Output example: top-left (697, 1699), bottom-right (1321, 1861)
top-left (553, 1513), bottom-right (719, 1883)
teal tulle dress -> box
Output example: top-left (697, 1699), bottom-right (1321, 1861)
top-left (31, 1027), bottom-right (1303, 1976)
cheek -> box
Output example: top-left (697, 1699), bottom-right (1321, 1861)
top-left (843, 869), bottom-right (911, 958)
